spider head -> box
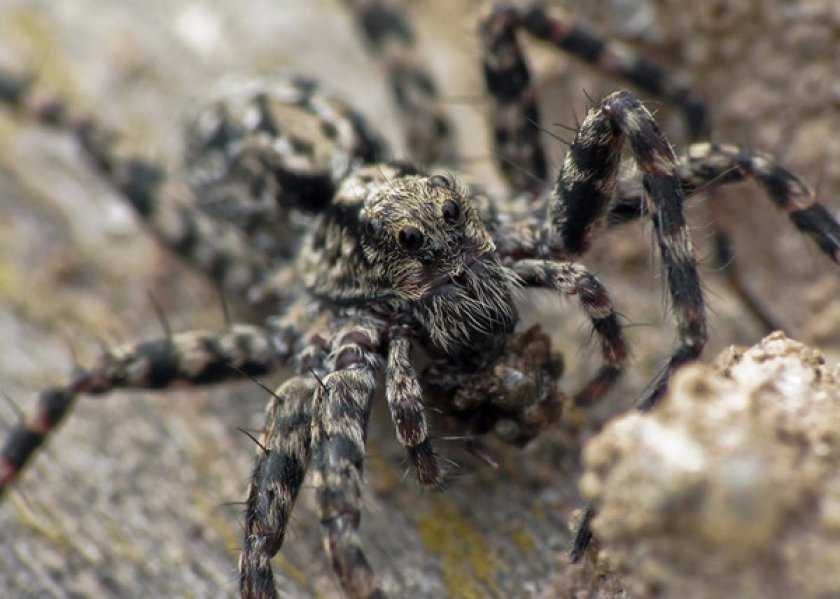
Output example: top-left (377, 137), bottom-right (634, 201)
top-left (356, 170), bottom-right (518, 365)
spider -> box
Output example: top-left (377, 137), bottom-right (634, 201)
top-left (2, 1), bottom-right (840, 598)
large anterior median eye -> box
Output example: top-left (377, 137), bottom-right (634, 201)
top-left (398, 226), bottom-right (424, 252)
top-left (442, 200), bottom-right (460, 224)
top-left (428, 173), bottom-right (453, 189)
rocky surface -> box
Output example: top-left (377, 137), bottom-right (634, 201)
top-left (0, 1), bottom-right (838, 597)
top-left (582, 333), bottom-right (840, 598)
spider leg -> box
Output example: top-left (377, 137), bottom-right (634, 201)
top-left (239, 375), bottom-right (319, 599)
top-left (341, 0), bottom-right (455, 166)
top-left (609, 142), bottom-right (840, 263)
top-left (185, 77), bottom-right (386, 227)
top-left (512, 260), bottom-right (627, 406)
top-left (311, 318), bottom-right (385, 599)
top-left (607, 142), bottom-right (840, 330)
top-left (0, 323), bottom-right (294, 497)
top-left (385, 332), bottom-right (441, 487)
top-left (682, 143), bottom-right (840, 263)
top-left (0, 72), bottom-right (272, 300)
top-left (478, 4), bottom-right (548, 195)
top-left (555, 92), bottom-right (705, 565)
top-left (544, 91), bottom-right (706, 411)
top-left (478, 4), bottom-right (709, 196)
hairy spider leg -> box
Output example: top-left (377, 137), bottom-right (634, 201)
top-left (478, 4), bottom-right (840, 333)
top-left (546, 91), bottom-right (706, 566)
top-left (311, 318), bottom-right (386, 599)
top-left (185, 77), bottom-right (386, 263)
top-left (341, 0), bottom-right (456, 166)
top-left (0, 324), bottom-right (294, 497)
top-left (512, 260), bottom-right (628, 406)
top-left (478, 3), bottom-right (709, 196)
top-left (608, 143), bottom-right (840, 329)
top-left (239, 329), bottom-right (329, 599)
top-left (547, 90), bottom-right (707, 410)
top-left (239, 376), bottom-right (320, 599)
top-left (0, 72), bottom-right (274, 299)
top-left (386, 332), bottom-right (441, 486)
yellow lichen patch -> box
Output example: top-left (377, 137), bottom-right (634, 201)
top-left (365, 446), bottom-right (402, 494)
top-left (418, 496), bottom-right (505, 599)
top-left (512, 528), bottom-right (535, 555)
top-left (0, 260), bottom-right (18, 299)
top-left (2, 8), bottom-right (78, 100)
top-left (0, 111), bottom-right (17, 149)
top-left (274, 554), bottom-right (309, 591)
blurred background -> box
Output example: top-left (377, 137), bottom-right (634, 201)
top-left (0, 1), bottom-right (838, 596)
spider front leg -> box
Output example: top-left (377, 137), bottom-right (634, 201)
top-left (512, 260), bottom-right (627, 405)
top-left (1, 323), bottom-right (293, 496)
top-left (313, 318), bottom-right (386, 599)
top-left (385, 331), bottom-right (442, 487)
top-left (542, 91), bottom-right (705, 565)
top-left (240, 375), bottom-right (320, 599)
top-left (546, 91), bottom-right (706, 411)
top-left (240, 318), bottom-right (387, 599)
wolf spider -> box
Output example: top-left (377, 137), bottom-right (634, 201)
top-left (2, 1), bottom-right (840, 598)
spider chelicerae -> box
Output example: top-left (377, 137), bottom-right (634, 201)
top-left (2, 2), bottom-right (840, 598)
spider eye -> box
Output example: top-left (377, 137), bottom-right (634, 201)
top-left (363, 219), bottom-right (381, 239)
top-left (428, 174), bottom-right (453, 189)
top-left (398, 226), bottom-right (424, 252)
top-left (442, 200), bottom-right (460, 224)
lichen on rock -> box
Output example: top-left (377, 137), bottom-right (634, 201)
top-left (581, 332), bottom-right (840, 598)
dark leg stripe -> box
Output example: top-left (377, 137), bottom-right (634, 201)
top-left (1, 323), bottom-right (292, 499)
top-left (342, 0), bottom-right (454, 166)
top-left (1, 68), bottom-right (273, 298)
top-left (520, 5), bottom-right (709, 140)
top-left (791, 205), bottom-right (840, 263)
top-left (385, 335), bottom-right (441, 487)
top-left (240, 374), bottom-right (319, 599)
top-left (514, 259), bottom-right (627, 407)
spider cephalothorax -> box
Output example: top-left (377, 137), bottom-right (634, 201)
top-left (2, 2), bottom-right (840, 598)
top-left (304, 165), bottom-right (518, 365)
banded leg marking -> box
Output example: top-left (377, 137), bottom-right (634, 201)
top-left (544, 91), bottom-right (707, 411)
top-left (0, 71), bottom-right (272, 298)
top-left (478, 3), bottom-right (709, 195)
top-left (342, 0), bottom-right (455, 165)
top-left (312, 319), bottom-right (385, 599)
top-left (513, 260), bottom-right (627, 406)
top-left (239, 376), bottom-right (319, 599)
top-left (1, 324), bottom-right (293, 497)
top-left (385, 333), bottom-right (441, 487)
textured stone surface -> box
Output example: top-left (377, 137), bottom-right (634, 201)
top-left (583, 333), bottom-right (840, 598)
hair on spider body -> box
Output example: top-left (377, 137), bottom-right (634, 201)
top-left (3, 2), bottom-right (840, 599)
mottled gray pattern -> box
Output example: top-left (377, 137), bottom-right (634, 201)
top-left (2, 2), bottom-right (840, 598)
